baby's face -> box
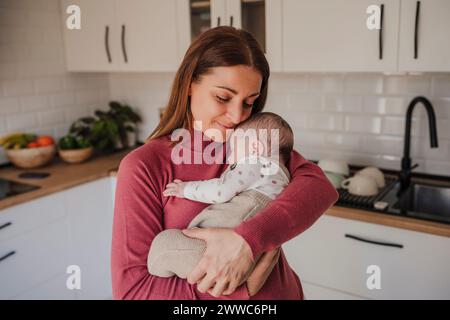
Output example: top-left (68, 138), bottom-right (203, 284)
top-left (227, 131), bottom-right (262, 164)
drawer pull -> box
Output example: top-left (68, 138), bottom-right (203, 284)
top-left (0, 222), bottom-right (12, 231)
top-left (0, 250), bottom-right (16, 262)
top-left (345, 234), bottom-right (403, 249)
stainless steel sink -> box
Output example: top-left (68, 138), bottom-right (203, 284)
top-left (376, 181), bottom-right (450, 224)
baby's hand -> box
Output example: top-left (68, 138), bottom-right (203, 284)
top-left (163, 179), bottom-right (186, 198)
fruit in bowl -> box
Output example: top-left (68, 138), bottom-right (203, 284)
top-left (58, 135), bottom-right (94, 164)
top-left (0, 133), bottom-right (56, 169)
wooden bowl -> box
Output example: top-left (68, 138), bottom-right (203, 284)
top-left (6, 145), bottom-right (56, 169)
top-left (58, 147), bottom-right (94, 164)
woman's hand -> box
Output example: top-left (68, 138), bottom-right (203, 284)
top-left (245, 247), bottom-right (281, 296)
top-left (182, 227), bottom-right (254, 298)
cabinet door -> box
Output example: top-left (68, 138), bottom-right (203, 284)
top-left (284, 214), bottom-right (450, 299)
top-left (227, 0), bottom-right (282, 72)
top-left (60, 0), bottom-right (119, 71)
top-left (65, 177), bottom-right (114, 299)
top-left (283, 0), bottom-right (400, 72)
top-left (399, 0), bottom-right (450, 72)
top-left (115, 0), bottom-right (180, 72)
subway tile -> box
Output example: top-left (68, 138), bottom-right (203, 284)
top-left (432, 75), bottom-right (450, 97)
top-left (362, 96), bottom-right (408, 115)
top-left (306, 114), bottom-right (344, 131)
top-left (381, 116), bottom-right (422, 137)
top-left (50, 92), bottom-right (76, 108)
top-left (288, 93), bottom-right (323, 111)
top-left (0, 97), bottom-right (20, 115)
top-left (20, 95), bottom-right (49, 112)
top-left (344, 115), bottom-right (382, 134)
top-left (384, 75), bottom-right (431, 95)
top-left (344, 74), bottom-right (383, 94)
top-left (323, 95), bottom-right (363, 113)
top-left (38, 109), bottom-right (65, 126)
top-left (34, 76), bottom-right (63, 94)
top-left (6, 113), bottom-right (37, 131)
top-left (307, 74), bottom-right (344, 93)
top-left (2, 79), bottom-right (34, 96)
top-left (324, 133), bottom-right (361, 151)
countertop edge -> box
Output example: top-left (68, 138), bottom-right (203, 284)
top-left (325, 206), bottom-right (450, 238)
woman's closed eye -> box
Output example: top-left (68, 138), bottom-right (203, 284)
top-left (216, 96), bottom-right (253, 109)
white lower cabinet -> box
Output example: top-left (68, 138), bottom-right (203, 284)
top-left (284, 215), bottom-right (450, 300)
top-left (65, 177), bottom-right (114, 299)
top-left (0, 177), bottom-right (115, 300)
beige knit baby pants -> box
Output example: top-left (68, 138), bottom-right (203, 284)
top-left (147, 189), bottom-right (272, 278)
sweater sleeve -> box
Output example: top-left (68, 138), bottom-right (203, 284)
top-left (232, 149), bottom-right (339, 260)
top-left (111, 150), bottom-right (248, 300)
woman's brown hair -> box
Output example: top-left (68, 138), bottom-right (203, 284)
top-left (146, 26), bottom-right (270, 143)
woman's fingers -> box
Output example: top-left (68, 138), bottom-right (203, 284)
top-left (209, 279), bottom-right (228, 297)
top-left (196, 273), bottom-right (216, 293)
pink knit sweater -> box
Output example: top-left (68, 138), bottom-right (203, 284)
top-left (111, 129), bottom-right (338, 300)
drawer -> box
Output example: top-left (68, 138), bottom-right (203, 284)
top-left (0, 191), bottom-right (66, 242)
top-left (0, 217), bottom-right (70, 299)
top-left (284, 215), bottom-right (450, 299)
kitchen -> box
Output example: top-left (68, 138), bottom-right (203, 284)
top-left (0, 0), bottom-right (450, 300)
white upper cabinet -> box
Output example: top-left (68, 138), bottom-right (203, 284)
top-left (283, 0), bottom-right (400, 72)
top-left (399, 0), bottom-right (450, 72)
top-left (115, 0), bottom-right (179, 72)
top-left (180, 0), bottom-right (283, 71)
top-left (61, 0), bottom-right (118, 71)
top-left (61, 0), bottom-right (181, 72)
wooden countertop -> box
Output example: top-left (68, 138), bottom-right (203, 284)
top-left (326, 206), bottom-right (450, 238)
top-left (1, 150), bottom-right (449, 238)
top-left (0, 148), bottom-right (133, 211)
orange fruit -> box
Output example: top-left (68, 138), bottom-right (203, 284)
top-left (36, 136), bottom-right (54, 147)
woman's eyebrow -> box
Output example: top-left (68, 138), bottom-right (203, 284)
top-left (215, 86), bottom-right (260, 97)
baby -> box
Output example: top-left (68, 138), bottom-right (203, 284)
top-left (147, 112), bottom-right (294, 278)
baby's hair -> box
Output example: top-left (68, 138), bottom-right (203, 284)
top-left (236, 112), bottom-right (294, 164)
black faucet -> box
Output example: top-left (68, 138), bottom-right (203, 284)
top-left (399, 96), bottom-right (438, 195)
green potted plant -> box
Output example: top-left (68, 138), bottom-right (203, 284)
top-left (107, 101), bottom-right (142, 149)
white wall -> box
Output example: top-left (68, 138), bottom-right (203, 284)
top-left (109, 72), bottom-right (450, 177)
top-left (0, 0), bottom-right (110, 165)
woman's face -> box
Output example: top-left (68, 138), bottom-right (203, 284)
top-left (189, 65), bottom-right (262, 142)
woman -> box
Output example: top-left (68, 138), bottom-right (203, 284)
top-left (111, 26), bottom-right (338, 300)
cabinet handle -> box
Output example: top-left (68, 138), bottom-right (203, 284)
top-left (121, 24), bottom-right (128, 63)
top-left (379, 4), bottom-right (384, 60)
top-left (229, 15), bottom-right (234, 27)
top-left (345, 234), bottom-right (403, 249)
top-left (0, 250), bottom-right (16, 263)
top-left (414, 1), bottom-right (421, 59)
top-left (0, 222), bottom-right (12, 231)
top-left (217, 16), bottom-right (221, 27)
top-left (104, 25), bottom-right (112, 63)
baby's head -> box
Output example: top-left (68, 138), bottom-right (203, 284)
top-left (227, 112), bottom-right (294, 166)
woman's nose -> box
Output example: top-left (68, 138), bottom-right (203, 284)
top-left (226, 103), bottom-right (245, 125)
